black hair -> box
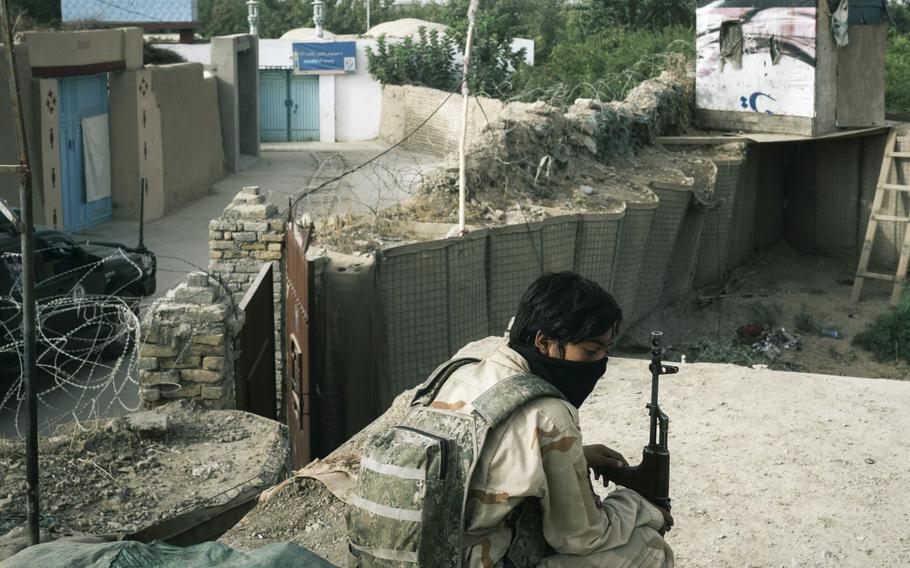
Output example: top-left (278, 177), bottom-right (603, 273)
top-left (508, 272), bottom-right (623, 349)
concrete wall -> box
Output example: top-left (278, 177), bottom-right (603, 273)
top-left (22, 28), bottom-right (143, 72)
top-left (115, 63), bottom-right (225, 222)
top-left (155, 64), bottom-right (225, 216)
top-left (212, 34), bottom-right (259, 173)
top-left (0, 44), bottom-right (44, 224)
top-left (109, 70), bottom-right (141, 220)
top-left (378, 84), bottom-right (505, 155)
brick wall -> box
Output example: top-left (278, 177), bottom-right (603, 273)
top-left (378, 84), bottom-right (506, 156)
top-left (208, 186), bottom-right (286, 414)
top-left (138, 272), bottom-right (243, 408)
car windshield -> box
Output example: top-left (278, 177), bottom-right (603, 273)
top-left (36, 234), bottom-right (87, 282)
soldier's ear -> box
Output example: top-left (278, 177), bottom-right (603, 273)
top-left (533, 330), bottom-right (549, 355)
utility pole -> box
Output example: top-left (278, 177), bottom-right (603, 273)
top-left (457, 0), bottom-right (479, 235)
top-left (0, 0), bottom-right (40, 547)
top-left (365, 0), bottom-right (370, 35)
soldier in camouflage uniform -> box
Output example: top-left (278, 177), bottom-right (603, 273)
top-left (432, 272), bottom-right (674, 567)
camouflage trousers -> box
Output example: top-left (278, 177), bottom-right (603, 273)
top-left (501, 500), bottom-right (674, 568)
top-left (536, 526), bottom-right (674, 568)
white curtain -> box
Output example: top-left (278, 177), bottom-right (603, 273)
top-left (81, 113), bottom-right (112, 203)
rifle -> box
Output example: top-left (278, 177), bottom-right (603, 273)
top-left (596, 331), bottom-right (676, 512)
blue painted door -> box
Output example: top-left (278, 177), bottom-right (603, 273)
top-left (59, 74), bottom-right (111, 232)
top-left (259, 71), bottom-right (320, 142)
top-left (260, 70), bottom-right (290, 142)
top-left (289, 75), bottom-right (320, 142)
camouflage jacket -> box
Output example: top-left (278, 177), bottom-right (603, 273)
top-left (432, 344), bottom-right (668, 567)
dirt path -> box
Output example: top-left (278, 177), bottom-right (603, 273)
top-left (584, 356), bottom-right (910, 567)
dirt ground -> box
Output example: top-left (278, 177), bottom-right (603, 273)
top-left (0, 405), bottom-right (288, 560)
top-left (221, 337), bottom-right (910, 567)
top-left (621, 241), bottom-right (910, 380)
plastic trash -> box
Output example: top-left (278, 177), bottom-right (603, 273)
top-left (820, 328), bottom-right (842, 339)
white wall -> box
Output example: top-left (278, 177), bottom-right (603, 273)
top-left (334, 40), bottom-right (383, 142)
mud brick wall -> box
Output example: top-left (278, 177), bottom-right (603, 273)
top-left (379, 84), bottom-right (506, 155)
top-left (138, 272), bottom-right (243, 408)
top-left (208, 186), bottom-right (286, 414)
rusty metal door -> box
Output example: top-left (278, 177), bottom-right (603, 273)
top-left (286, 222), bottom-right (313, 468)
top-left (236, 262), bottom-right (276, 419)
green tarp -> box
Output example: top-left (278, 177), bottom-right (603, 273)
top-left (0, 540), bottom-right (336, 568)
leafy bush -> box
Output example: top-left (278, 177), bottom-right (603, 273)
top-left (365, 25), bottom-right (526, 96)
top-left (507, 26), bottom-right (695, 103)
top-left (852, 296), bottom-right (910, 362)
top-left (886, 32), bottom-right (910, 113)
top-left (366, 28), bottom-right (457, 91)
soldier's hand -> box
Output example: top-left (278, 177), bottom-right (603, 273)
top-left (584, 444), bottom-right (628, 473)
top-left (657, 507), bottom-right (674, 535)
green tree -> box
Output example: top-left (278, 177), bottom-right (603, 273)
top-left (366, 27), bottom-right (457, 90)
top-left (200, 0), bottom-right (247, 37)
top-left (587, 0), bottom-right (695, 30)
top-left (508, 25), bottom-right (694, 103)
top-left (8, 0), bottom-right (60, 28)
top-left (886, 31), bottom-right (910, 112)
top-left (889, 0), bottom-right (910, 36)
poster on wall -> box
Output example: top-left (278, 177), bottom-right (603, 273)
top-left (293, 42), bottom-right (357, 75)
top-left (695, 0), bottom-right (818, 118)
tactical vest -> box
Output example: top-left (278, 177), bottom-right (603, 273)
top-left (346, 357), bottom-right (565, 567)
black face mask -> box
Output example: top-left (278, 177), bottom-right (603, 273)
top-left (510, 343), bottom-right (608, 408)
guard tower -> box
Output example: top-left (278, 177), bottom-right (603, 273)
top-left (696, 0), bottom-right (888, 136)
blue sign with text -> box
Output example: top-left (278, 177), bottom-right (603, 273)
top-left (293, 42), bottom-right (357, 75)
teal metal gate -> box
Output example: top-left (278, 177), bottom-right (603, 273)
top-left (59, 73), bottom-right (111, 232)
top-left (259, 70), bottom-right (320, 143)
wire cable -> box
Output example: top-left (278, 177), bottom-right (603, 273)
top-left (286, 77), bottom-right (468, 215)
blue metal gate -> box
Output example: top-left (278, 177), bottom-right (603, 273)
top-left (59, 73), bottom-right (111, 232)
top-left (289, 75), bottom-right (320, 142)
top-left (259, 70), bottom-right (320, 143)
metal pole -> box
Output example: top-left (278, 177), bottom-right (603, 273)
top-left (136, 178), bottom-right (147, 253)
top-left (365, 0), bottom-right (370, 34)
top-left (457, 0), bottom-right (479, 235)
top-left (0, 0), bottom-right (40, 546)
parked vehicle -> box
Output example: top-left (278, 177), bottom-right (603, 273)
top-left (0, 222), bottom-right (156, 379)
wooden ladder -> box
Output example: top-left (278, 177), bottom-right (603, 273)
top-left (852, 130), bottom-right (910, 304)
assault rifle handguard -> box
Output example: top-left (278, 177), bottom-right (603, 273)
top-left (595, 331), bottom-right (676, 512)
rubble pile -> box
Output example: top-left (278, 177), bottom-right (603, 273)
top-left (0, 406), bottom-right (288, 557)
top-left (420, 62), bottom-right (693, 198)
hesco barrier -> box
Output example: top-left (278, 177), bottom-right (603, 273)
top-left (694, 158), bottom-right (742, 287)
top-left (307, 178), bottom-right (756, 449)
top-left (303, 133), bottom-right (905, 454)
top-left (633, 183), bottom-right (697, 322)
top-left (608, 201), bottom-right (656, 325)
